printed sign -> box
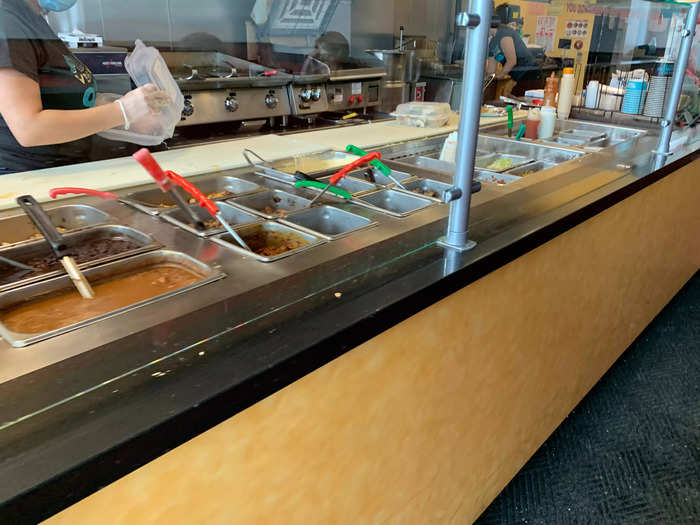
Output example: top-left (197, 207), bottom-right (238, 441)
top-left (535, 16), bottom-right (558, 53)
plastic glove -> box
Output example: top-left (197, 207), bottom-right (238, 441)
top-left (116, 84), bottom-right (171, 130)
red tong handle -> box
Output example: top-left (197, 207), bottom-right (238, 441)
top-left (262, 70), bottom-right (278, 76)
top-left (133, 148), bottom-right (172, 192)
top-left (165, 170), bottom-right (219, 217)
top-left (49, 187), bottom-right (118, 200)
top-left (329, 151), bottom-right (381, 185)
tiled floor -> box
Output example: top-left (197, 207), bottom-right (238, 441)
top-left (476, 272), bottom-right (700, 524)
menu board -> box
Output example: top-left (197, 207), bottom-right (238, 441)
top-left (535, 16), bottom-right (558, 53)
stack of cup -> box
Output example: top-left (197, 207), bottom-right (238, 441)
top-left (621, 78), bottom-right (648, 114)
top-left (643, 61), bottom-right (674, 117)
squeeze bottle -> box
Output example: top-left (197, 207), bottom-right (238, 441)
top-left (538, 106), bottom-right (556, 139)
top-left (543, 73), bottom-right (558, 107)
top-left (557, 67), bottom-right (575, 119)
top-left (524, 108), bottom-right (541, 139)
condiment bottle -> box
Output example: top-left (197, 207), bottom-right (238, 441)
top-left (543, 73), bottom-right (558, 107)
top-left (524, 107), bottom-right (540, 139)
top-left (557, 67), bottom-right (576, 119)
top-left (538, 106), bottom-right (556, 139)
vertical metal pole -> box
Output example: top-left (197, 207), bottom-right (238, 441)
top-left (655, 1), bottom-right (699, 164)
top-left (442, 0), bottom-right (492, 250)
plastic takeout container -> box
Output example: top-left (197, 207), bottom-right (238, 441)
top-left (98, 40), bottom-right (184, 146)
top-left (392, 102), bottom-right (451, 128)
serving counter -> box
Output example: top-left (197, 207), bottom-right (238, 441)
top-left (0, 114), bottom-right (697, 523)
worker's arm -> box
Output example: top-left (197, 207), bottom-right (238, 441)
top-left (495, 37), bottom-right (517, 79)
top-left (0, 68), bottom-right (169, 148)
top-left (0, 68), bottom-right (124, 147)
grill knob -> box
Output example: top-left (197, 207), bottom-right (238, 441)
top-left (182, 99), bottom-right (194, 117)
top-left (225, 96), bottom-right (239, 112)
top-left (310, 88), bottom-right (322, 101)
top-left (265, 94), bottom-right (279, 109)
top-left (299, 89), bottom-right (312, 103)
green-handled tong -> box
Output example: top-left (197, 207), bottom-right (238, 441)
top-left (506, 105), bottom-right (514, 137)
top-left (345, 144), bottom-right (406, 189)
top-left (295, 180), bottom-right (352, 200)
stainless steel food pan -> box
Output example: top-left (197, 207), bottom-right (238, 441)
top-left (354, 189), bottom-right (433, 217)
top-left (212, 221), bottom-right (324, 262)
top-left (160, 202), bottom-right (260, 237)
top-left (397, 178), bottom-right (453, 202)
top-left (476, 171), bottom-right (521, 186)
top-left (0, 225), bottom-right (161, 293)
top-left (228, 190), bottom-right (312, 219)
top-left (279, 205), bottom-right (376, 240)
top-left (121, 176), bottom-right (261, 214)
top-left (315, 176), bottom-right (376, 196)
top-left (0, 249), bottom-right (224, 347)
top-left (346, 167), bottom-right (414, 188)
top-left (259, 150), bottom-right (360, 183)
top-left (0, 205), bottom-right (111, 247)
top-left (504, 160), bottom-right (556, 177)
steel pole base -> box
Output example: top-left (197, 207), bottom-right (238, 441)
top-left (437, 236), bottom-right (477, 252)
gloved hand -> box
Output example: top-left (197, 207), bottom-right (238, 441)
top-left (115, 84), bottom-right (171, 130)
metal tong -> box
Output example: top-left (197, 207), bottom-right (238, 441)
top-left (309, 151), bottom-right (382, 206)
top-left (16, 195), bottom-right (95, 299)
top-left (346, 144), bottom-right (406, 189)
top-left (163, 171), bottom-right (251, 252)
top-left (133, 149), bottom-right (207, 231)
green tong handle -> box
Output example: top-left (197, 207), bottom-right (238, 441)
top-left (515, 123), bottom-right (527, 140)
top-left (345, 144), bottom-right (391, 176)
top-left (295, 180), bottom-right (352, 200)
top-left (506, 105), bottom-right (513, 132)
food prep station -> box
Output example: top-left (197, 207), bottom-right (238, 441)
top-left (0, 118), bottom-right (647, 357)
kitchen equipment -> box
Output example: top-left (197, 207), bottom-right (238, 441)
top-left (345, 144), bottom-right (406, 189)
top-left (354, 189), bottom-right (432, 218)
top-left (392, 102), bottom-right (451, 128)
top-left (0, 250), bottom-right (224, 347)
top-left (515, 124), bottom-right (527, 140)
top-left (538, 106), bottom-right (557, 139)
top-left (161, 202), bottom-right (260, 238)
top-left (294, 181), bottom-right (352, 200)
top-left (164, 171), bottom-right (251, 252)
top-left (161, 51), bottom-right (292, 126)
top-left (279, 205), bottom-right (376, 240)
top-left (0, 225), bottom-right (161, 294)
top-left (506, 105), bottom-right (514, 137)
top-left (557, 67), bottom-right (576, 119)
top-left (16, 195), bottom-right (95, 299)
top-left (133, 148), bottom-right (206, 230)
top-left (49, 187), bottom-right (119, 200)
top-left (309, 152), bottom-right (382, 205)
top-left (0, 255), bottom-right (34, 272)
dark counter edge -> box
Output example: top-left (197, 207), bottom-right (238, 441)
top-left (2, 150), bottom-right (697, 524)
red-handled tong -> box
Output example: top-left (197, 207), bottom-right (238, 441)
top-left (132, 148), bottom-right (206, 231)
top-left (49, 187), bottom-right (119, 200)
top-left (165, 170), bottom-right (250, 251)
top-left (309, 152), bottom-right (382, 206)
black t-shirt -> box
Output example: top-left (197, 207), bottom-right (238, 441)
top-left (0, 0), bottom-right (97, 173)
top-left (488, 25), bottom-right (536, 68)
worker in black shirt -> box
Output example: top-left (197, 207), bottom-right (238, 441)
top-left (487, 16), bottom-right (537, 96)
top-left (0, 0), bottom-right (170, 174)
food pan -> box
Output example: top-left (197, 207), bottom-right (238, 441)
top-left (161, 202), bottom-right (260, 237)
top-left (474, 153), bottom-right (534, 172)
top-left (314, 176), bottom-right (376, 196)
top-left (213, 221), bottom-right (324, 262)
top-left (346, 167), bottom-right (414, 188)
top-left (397, 179), bottom-right (452, 202)
top-left (476, 171), bottom-right (521, 186)
top-left (0, 250), bottom-right (225, 347)
top-left (0, 225), bottom-right (160, 293)
top-left (121, 176), bottom-right (261, 214)
top-left (279, 205), bottom-right (376, 240)
top-left (504, 160), bottom-right (556, 177)
top-left (259, 150), bottom-right (360, 183)
top-left (354, 189), bottom-right (433, 217)
top-left (391, 155), bottom-right (455, 176)
top-left (0, 205), bottom-right (111, 247)
top-left (228, 190), bottom-right (312, 219)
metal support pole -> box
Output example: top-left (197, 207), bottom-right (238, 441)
top-left (654, 1), bottom-right (699, 168)
top-left (440, 0), bottom-right (492, 251)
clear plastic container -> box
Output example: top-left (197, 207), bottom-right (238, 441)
top-left (98, 40), bottom-right (184, 146)
top-left (392, 102), bottom-right (452, 128)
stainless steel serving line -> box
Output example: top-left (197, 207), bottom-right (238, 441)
top-left (0, 121), bottom-right (654, 378)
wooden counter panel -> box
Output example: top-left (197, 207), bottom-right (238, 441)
top-left (46, 160), bottom-right (699, 524)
